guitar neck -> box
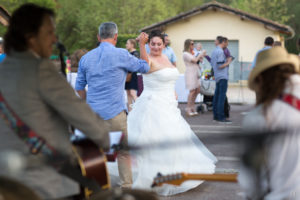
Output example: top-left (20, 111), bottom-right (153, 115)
top-left (184, 173), bottom-right (238, 182)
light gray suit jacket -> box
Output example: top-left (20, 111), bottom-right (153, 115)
top-left (0, 51), bottom-right (110, 199)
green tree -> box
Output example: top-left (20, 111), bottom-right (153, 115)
top-left (0, 0), bottom-right (55, 12)
top-left (285, 0), bottom-right (300, 54)
top-left (1, 0), bottom-right (298, 54)
top-left (230, 0), bottom-right (291, 24)
top-left (229, 0), bottom-right (299, 53)
top-left (0, 0), bottom-right (56, 39)
top-left (55, 0), bottom-right (97, 52)
top-left (56, 0), bottom-right (180, 52)
top-left (165, 0), bottom-right (205, 13)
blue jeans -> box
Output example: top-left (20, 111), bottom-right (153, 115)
top-left (213, 79), bottom-right (228, 121)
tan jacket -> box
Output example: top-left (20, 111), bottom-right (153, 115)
top-left (0, 51), bottom-right (110, 199)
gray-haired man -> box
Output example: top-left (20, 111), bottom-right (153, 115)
top-left (75, 22), bottom-right (150, 187)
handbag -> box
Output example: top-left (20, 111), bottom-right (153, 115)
top-left (200, 79), bottom-right (216, 96)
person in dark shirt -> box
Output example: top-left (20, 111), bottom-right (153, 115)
top-left (125, 39), bottom-right (140, 111)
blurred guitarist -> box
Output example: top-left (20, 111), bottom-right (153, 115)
top-left (0, 4), bottom-right (110, 200)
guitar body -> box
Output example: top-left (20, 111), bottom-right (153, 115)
top-left (72, 138), bottom-right (110, 197)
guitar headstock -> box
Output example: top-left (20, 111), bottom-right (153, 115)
top-left (151, 172), bottom-right (187, 188)
top-left (151, 172), bottom-right (238, 187)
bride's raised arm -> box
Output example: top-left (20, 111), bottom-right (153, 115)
top-left (137, 32), bottom-right (161, 73)
top-left (137, 32), bottom-right (149, 64)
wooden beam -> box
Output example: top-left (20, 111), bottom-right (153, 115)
top-left (0, 16), bottom-right (8, 26)
top-left (0, 6), bottom-right (10, 26)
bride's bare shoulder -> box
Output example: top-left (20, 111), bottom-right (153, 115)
top-left (147, 58), bottom-right (161, 74)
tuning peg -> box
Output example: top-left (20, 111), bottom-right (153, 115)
top-left (151, 182), bottom-right (157, 188)
top-left (157, 172), bottom-right (163, 177)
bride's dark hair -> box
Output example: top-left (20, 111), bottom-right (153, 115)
top-left (148, 30), bottom-right (165, 43)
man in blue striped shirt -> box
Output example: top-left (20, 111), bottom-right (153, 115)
top-left (75, 22), bottom-right (150, 188)
top-left (211, 37), bottom-right (232, 124)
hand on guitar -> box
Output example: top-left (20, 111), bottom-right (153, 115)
top-left (70, 131), bottom-right (125, 198)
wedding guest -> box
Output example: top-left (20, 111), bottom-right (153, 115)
top-left (0, 37), bottom-right (6, 63)
top-left (70, 49), bottom-right (88, 72)
top-left (183, 39), bottom-right (206, 116)
top-left (75, 22), bottom-right (150, 188)
top-left (125, 39), bottom-right (139, 111)
top-left (108, 30), bottom-right (217, 196)
top-left (251, 36), bottom-right (274, 68)
top-left (240, 47), bottom-right (300, 200)
top-left (0, 4), bottom-right (110, 199)
top-left (163, 34), bottom-right (177, 67)
top-left (211, 37), bottom-right (232, 124)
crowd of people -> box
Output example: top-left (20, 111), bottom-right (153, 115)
top-left (182, 36), bottom-right (232, 123)
top-left (1, 3), bottom-right (300, 200)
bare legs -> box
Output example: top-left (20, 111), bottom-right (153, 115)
top-left (126, 89), bottom-right (137, 112)
top-left (186, 87), bottom-right (200, 116)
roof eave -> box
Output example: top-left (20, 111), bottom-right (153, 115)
top-left (140, 2), bottom-right (294, 37)
top-left (0, 6), bottom-right (10, 26)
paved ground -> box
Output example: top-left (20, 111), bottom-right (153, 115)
top-left (158, 103), bottom-right (254, 200)
top-left (108, 102), bottom-right (254, 199)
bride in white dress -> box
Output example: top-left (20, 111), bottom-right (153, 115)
top-left (108, 31), bottom-right (217, 196)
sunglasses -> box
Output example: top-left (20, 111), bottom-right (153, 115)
top-left (190, 43), bottom-right (194, 45)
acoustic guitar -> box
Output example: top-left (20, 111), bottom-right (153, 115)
top-left (71, 138), bottom-right (111, 197)
top-left (152, 172), bottom-right (238, 187)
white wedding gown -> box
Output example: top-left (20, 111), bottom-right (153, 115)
top-left (108, 67), bottom-right (217, 196)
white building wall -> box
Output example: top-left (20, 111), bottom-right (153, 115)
top-left (163, 10), bottom-right (280, 73)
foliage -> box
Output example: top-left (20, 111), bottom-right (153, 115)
top-left (0, 0), bottom-right (299, 54)
top-left (0, 0), bottom-right (55, 12)
top-left (0, 0), bottom-right (56, 38)
top-left (284, 0), bottom-right (300, 54)
top-left (116, 34), bottom-right (138, 48)
top-left (230, 0), bottom-right (291, 24)
top-left (55, 0), bottom-right (179, 52)
top-left (229, 0), bottom-right (298, 53)
top-left (285, 37), bottom-right (299, 54)
top-left (165, 0), bottom-right (205, 13)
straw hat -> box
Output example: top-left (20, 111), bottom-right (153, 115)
top-left (248, 47), bottom-right (300, 90)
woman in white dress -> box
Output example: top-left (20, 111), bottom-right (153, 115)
top-left (108, 31), bottom-right (217, 196)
